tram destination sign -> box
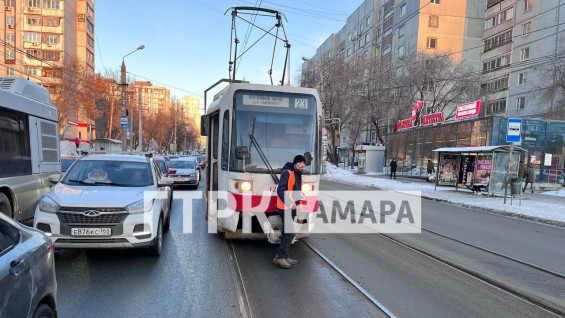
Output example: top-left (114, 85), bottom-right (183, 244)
top-left (243, 94), bottom-right (289, 108)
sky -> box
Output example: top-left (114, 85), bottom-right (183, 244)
top-left (94, 0), bottom-right (363, 110)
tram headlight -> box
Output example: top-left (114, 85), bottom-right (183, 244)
top-left (240, 181), bottom-right (253, 192)
top-left (302, 183), bottom-right (314, 194)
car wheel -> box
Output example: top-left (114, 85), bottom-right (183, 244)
top-left (32, 304), bottom-right (55, 318)
top-left (164, 208), bottom-right (171, 232)
top-left (0, 193), bottom-right (12, 218)
top-left (147, 217), bottom-right (163, 256)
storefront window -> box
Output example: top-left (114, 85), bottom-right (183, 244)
top-left (434, 125), bottom-right (445, 150)
top-left (444, 125), bottom-right (458, 147)
top-left (423, 127), bottom-right (435, 164)
top-left (457, 122), bottom-right (472, 147)
top-left (413, 130), bottom-right (424, 176)
top-left (396, 132), bottom-right (406, 173)
top-left (404, 130), bottom-right (416, 175)
top-left (545, 122), bottom-right (565, 183)
top-left (471, 119), bottom-right (489, 147)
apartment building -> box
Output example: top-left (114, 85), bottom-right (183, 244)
top-left (181, 95), bottom-right (205, 145)
top-left (132, 81), bottom-right (171, 114)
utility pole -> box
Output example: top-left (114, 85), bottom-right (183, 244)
top-left (120, 61), bottom-right (127, 151)
top-left (130, 91), bottom-right (134, 152)
top-left (138, 93), bottom-right (143, 151)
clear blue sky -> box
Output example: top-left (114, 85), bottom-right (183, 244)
top-left (94, 0), bottom-right (362, 109)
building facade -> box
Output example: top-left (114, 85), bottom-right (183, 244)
top-left (132, 81), bottom-right (171, 114)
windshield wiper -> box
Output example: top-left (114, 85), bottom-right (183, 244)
top-left (248, 133), bottom-right (280, 184)
top-left (67, 179), bottom-right (127, 187)
top-left (68, 179), bottom-right (90, 185)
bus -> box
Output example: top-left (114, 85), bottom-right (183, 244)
top-left (202, 81), bottom-right (321, 243)
top-left (0, 77), bottom-right (60, 221)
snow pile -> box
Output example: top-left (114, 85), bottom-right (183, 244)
top-left (325, 162), bottom-right (354, 177)
top-left (541, 189), bottom-right (565, 197)
top-left (60, 141), bottom-right (80, 157)
top-left (323, 172), bottom-right (565, 225)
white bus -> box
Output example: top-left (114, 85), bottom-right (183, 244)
top-left (202, 81), bottom-right (322, 243)
top-left (0, 77), bottom-right (60, 221)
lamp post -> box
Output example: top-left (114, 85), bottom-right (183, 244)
top-left (120, 45), bottom-right (145, 151)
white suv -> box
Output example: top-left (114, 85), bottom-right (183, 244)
top-left (33, 154), bottom-right (174, 256)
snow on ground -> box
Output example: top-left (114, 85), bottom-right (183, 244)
top-left (541, 189), bottom-right (565, 197)
top-left (323, 163), bottom-right (565, 225)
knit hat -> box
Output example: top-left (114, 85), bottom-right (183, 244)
top-left (293, 155), bottom-right (306, 164)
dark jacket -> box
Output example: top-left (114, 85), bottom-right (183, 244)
top-left (427, 161), bottom-right (435, 174)
top-left (276, 162), bottom-right (302, 210)
top-left (518, 163), bottom-right (526, 178)
top-left (390, 160), bottom-right (397, 171)
top-left (525, 164), bottom-right (536, 183)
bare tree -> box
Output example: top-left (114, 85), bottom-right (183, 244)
top-left (540, 62), bottom-right (565, 119)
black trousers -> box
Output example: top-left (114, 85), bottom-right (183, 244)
top-left (275, 208), bottom-right (296, 259)
top-left (390, 170), bottom-right (396, 178)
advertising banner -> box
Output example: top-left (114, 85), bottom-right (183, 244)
top-left (438, 154), bottom-right (460, 186)
top-left (455, 100), bottom-right (482, 120)
top-left (474, 154), bottom-right (492, 184)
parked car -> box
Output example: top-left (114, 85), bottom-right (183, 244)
top-left (0, 213), bottom-right (57, 318)
top-left (60, 156), bottom-right (79, 173)
top-left (167, 157), bottom-right (200, 188)
top-left (153, 156), bottom-right (171, 177)
top-left (194, 155), bottom-right (206, 169)
top-left (33, 153), bottom-right (174, 256)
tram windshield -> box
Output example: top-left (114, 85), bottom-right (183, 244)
top-left (230, 90), bottom-right (319, 174)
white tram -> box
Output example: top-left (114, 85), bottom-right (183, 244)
top-left (202, 82), bottom-right (321, 243)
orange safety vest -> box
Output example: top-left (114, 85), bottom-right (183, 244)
top-left (276, 170), bottom-right (297, 210)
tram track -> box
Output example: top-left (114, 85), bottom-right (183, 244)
top-left (318, 191), bottom-right (565, 317)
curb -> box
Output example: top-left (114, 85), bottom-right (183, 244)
top-left (322, 176), bottom-right (565, 228)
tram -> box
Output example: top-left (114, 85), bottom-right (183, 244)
top-left (201, 81), bottom-right (321, 243)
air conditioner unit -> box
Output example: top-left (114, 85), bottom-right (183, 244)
top-left (5, 6), bottom-right (12, 11)
top-left (32, 42), bottom-right (40, 46)
top-left (27, 7), bottom-right (34, 12)
top-left (46, 43), bottom-right (52, 47)
top-left (8, 25), bottom-right (15, 29)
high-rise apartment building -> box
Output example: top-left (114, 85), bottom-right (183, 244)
top-left (181, 95), bottom-right (205, 146)
top-left (132, 81), bottom-right (171, 114)
top-left (0, 0), bottom-right (95, 85)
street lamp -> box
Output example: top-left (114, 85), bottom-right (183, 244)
top-left (120, 45), bottom-right (145, 151)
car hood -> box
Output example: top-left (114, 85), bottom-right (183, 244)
top-left (48, 183), bottom-right (155, 208)
top-left (170, 168), bottom-right (196, 175)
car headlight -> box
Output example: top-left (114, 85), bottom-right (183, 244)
top-left (189, 174), bottom-right (196, 177)
top-left (39, 196), bottom-right (60, 213)
top-left (302, 183), bottom-right (314, 194)
top-left (127, 199), bottom-right (154, 214)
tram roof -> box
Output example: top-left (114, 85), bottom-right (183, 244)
top-left (433, 145), bottom-right (526, 153)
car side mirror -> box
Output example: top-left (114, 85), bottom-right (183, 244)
top-left (158, 176), bottom-right (174, 187)
top-left (48, 174), bottom-right (61, 184)
top-left (200, 115), bottom-right (207, 136)
top-left (304, 152), bottom-right (313, 166)
top-left (235, 146), bottom-right (249, 160)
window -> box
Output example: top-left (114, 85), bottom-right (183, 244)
top-left (87, 20), bottom-right (94, 33)
top-left (480, 76), bottom-right (509, 94)
top-left (27, 16), bottom-right (41, 25)
top-left (398, 24), bottom-right (405, 38)
top-left (398, 45), bottom-right (405, 57)
top-left (221, 110), bottom-right (229, 170)
top-left (427, 37), bottom-right (437, 48)
top-left (428, 15), bottom-right (439, 27)
top-left (518, 72), bottom-right (527, 85)
top-left (5, 0), bottom-right (14, 7)
top-left (7, 67), bottom-right (15, 76)
top-left (520, 47), bottom-right (529, 61)
top-left (400, 4), bottom-right (407, 16)
top-left (485, 7), bottom-right (514, 30)
top-left (6, 16), bottom-right (15, 25)
top-left (353, 43), bottom-right (357, 52)
top-left (42, 17), bottom-right (60, 27)
top-left (366, 16), bottom-right (371, 27)
top-left (6, 50), bottom-right (15, 59)
top-left (385, 9), bottom-right (393, 19)
top-left (23, 32), bottom-right (41, 42)
top-left (25, 0), bottom-right (41, 8)
top-left (482, 54), bottom-right (511, 72)
top-left (430, 0), bottom-right (440, 4)
top-left (486, 99), bottom-right (507, 114)
top-left (383, 28), bottom-right (393, 37)
top-left (45, 34), bottom-right (59, 44)
top-left (522, 22), bottom-right (531, 36)
top-left (347, 48), bottom-right (351, 57)
top-left (6, 34), bottom-right (15, 42)
top-left (26, 49), bottom-right (40, 59)
top-left (423, 81), bottom-right (434, 92)
top-left (516, 97), bottom-right (526, 109)
top-left (42, 51), bottom-right (60, 61)
top-left (375, 45), bottom-right (380, 57)
top-left (43, 0), bottom-right (61, 9)
top-left (87, 34), bottom-right (94, 47)
top-left (23, 66), bottom-right (38, 76)
top-left (365, 33), bottom-right (371, 44)
top-left (348, 33), bottom-right (352, 42)
top-left (383, 45), bottom-right (391, 55)
top-left (358, 38), bottom-right (362, 48)
top-left (360, 22), bottom-right (364, 32)
top-left (483, 29), bottom-right (513, 52)
top-left (525, 0), bottom-right (532, 11)
top-left (378, 28), bottom-right (382, 39)
top-left (86, 50), bottom-right (94, 63)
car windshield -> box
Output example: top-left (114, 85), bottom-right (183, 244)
top-left (61, 158), bottom-right (78, 172)
top-left (230, 90), bottom-right (319, 174)
top-left (62, 160), bottom-right (153, 187)
top-left (168, 161), bottom-right (195, 169)
top-left (195, 156), bottom-right (204, 163)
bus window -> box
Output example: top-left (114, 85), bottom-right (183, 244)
top-left (0, 108), bottom-right (31, 178)
top-left (212, 116), bottom-right (219, 160)
top-left (221, 110), bottom-right (229, 170)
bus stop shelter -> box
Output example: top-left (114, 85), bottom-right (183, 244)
top-left (433, 145), bottom-right (526, 196)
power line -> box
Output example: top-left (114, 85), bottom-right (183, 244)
top-left (125, 71), bottom-right (204, 98)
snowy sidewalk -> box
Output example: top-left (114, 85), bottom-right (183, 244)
top-left (323, 164), bottom-right (565, 226)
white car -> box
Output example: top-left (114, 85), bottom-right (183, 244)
top-left (33, 154), bottom-right (174, 256)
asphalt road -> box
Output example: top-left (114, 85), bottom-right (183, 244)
top-left (52, 178), bottom-right (565, 317)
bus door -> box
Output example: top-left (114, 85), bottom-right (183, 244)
top-left (207, 113), bottom-right (220, 217)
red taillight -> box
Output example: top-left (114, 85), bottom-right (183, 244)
top-left (169, 169), bottom-right (177, 174)
top-left (50, 240), bottom-right (55, 253)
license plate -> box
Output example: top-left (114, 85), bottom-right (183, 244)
top-left (71, 228), bottom-right (111, 236)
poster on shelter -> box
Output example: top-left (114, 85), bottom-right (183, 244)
top-left (474, 154), bottom-right (492, 184)
top-left (439, 154), bottom-right (460, 186)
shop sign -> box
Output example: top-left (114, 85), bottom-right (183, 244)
top-left (455, 100), bottom-right (482, 120)
top-left (421, 112), bottom-right (444, 125)
top-left (544, 154), bottom-right (553, 166)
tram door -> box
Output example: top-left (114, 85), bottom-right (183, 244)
top-left (208, 113), bottom-right (220, 216)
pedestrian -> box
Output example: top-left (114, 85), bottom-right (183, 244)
top-left (518, 161), bottom-right (527, 190)
top-left (523, 162), bottom-right (536, 193)
top-left (74, 137), bottom-right (80, 150)
top-left (273, 155), bottom-right (305, 269)
top-left (426, 159), bottom-right (435, 183)
top-left (390, 158), bottom-right (397, 179)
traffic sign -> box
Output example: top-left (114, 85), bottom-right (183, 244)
top-left (120, 116), bottom-right (128, 127)
top-left (506, 118), bottom-right (522, 143)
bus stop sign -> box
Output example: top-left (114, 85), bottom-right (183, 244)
top-left (506, 118), bottom-right (522, 143)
